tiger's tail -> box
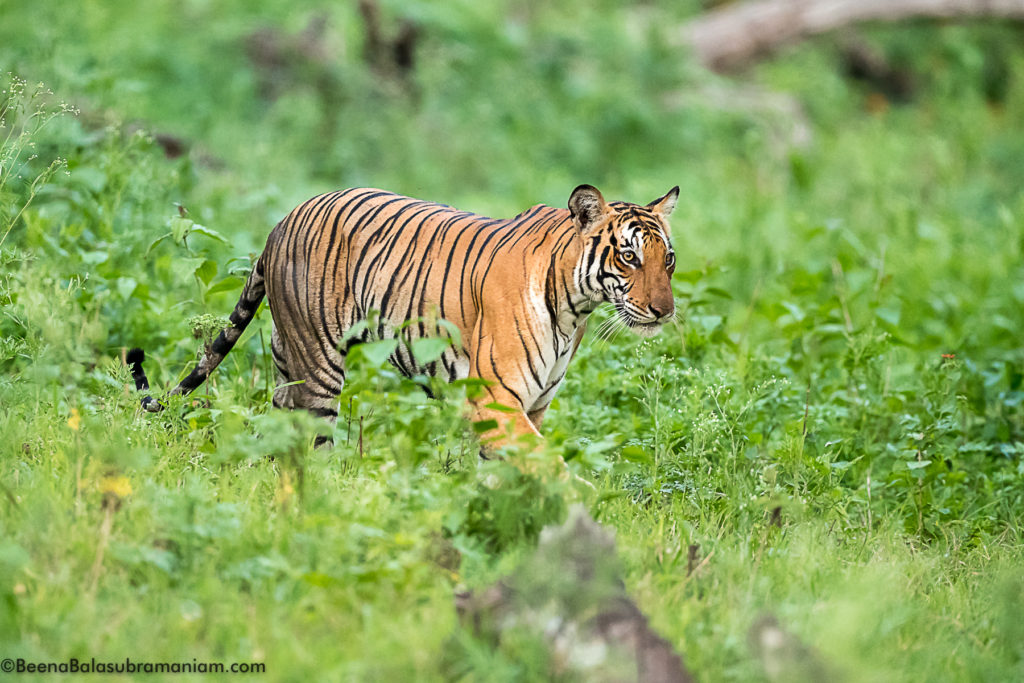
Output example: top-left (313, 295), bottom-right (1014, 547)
top-left (128, 258), bottom-right (267, 412)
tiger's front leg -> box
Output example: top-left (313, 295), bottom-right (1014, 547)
top-left (468, 393), bottom-right (543, 456)
top-left (465, 313), bottom-right (593, 487)
top-left (469, 393), bottom-right (583, 485)
top-left (467, 314), bottom-right (546, 460)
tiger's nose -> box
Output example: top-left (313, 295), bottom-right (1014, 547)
top-left (649, 301), bottom-right (674, 320)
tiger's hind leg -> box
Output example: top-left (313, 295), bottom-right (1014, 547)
top-left (270, 325), bottom-right (346, 448)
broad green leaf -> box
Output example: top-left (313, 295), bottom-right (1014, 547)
top-left (620, 444), bottom-right (652, 464)
top-left (71, 166), bottom-right (107, 193)
top-left (116, 277), bottom-right (138, 300)
top-left (171, 256), bottom-right (208, 282)
top-left (206, 275), bottom-right (244, 296)
top-left (875, 306), bottom-right (901, 327)
top-left (355, 339), bottom-right (398, 366)
top-left (692, 315), bottom-right (724, 334)
top-left (195, 258), bottom-right (218, 285)
top-left (704, 287), bottom-right (734, 300)
top-left (484, 402), bottom-right (518, 414)
top-left (410, 337), bottom-right (450, 364)
top-left (190, 223), bottom-right (228, 243)
top-left (79, 248), bottom-right (107, 264)
top-left (673, 269), bottom-right (704, 284)
top-left (145, 231), bottom-right (172, 258)
top-left (170, 216), bottom-right (193, 244)
top-left (438, 318), bottom-right (463, 348)
top-left (341, 320), bottom-right (370, 346)
top-left (780, 301), bottom-right (805, 322)
top-left (595, 490), bottom-right (628, 505)
top-left (472, 419), bottom-right (498, 434)
top-left (80, 250), bottom-right (108, 265)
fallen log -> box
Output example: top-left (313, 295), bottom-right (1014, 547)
top-left (676, 0), bottom-right (1024, 71)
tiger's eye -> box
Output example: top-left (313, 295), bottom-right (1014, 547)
top-left (665, 253), bottom-right (675, 269)
top-left (623, 251), bottom-right (636, 263)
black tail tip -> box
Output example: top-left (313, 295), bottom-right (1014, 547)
top-left (126, 348), bottom-right (145, 366)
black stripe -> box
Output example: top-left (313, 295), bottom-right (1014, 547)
top-left (514, 314), bottom-right (544, 390)
top-left (488, 343), bottom-right (523, 409)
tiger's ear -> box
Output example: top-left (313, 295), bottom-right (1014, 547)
top-left (646, 186), bottom-right (679, 217)
top-left (568, 184), bottom-right (608, 233)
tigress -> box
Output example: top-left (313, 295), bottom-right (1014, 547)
top-left (128, 184), bottom-right (679, 451)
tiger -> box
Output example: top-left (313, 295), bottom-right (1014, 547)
top-left (128, 184), bottom-right (679, 452)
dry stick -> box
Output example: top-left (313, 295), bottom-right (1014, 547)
top-left (347, 397), bottom-right (354, 446)
top-left (685, 550), bottom-right (715, 583)
top-left (686, 544), bottom-right (701, 576)
top-left (675, 0), bottom-right (1024, 72)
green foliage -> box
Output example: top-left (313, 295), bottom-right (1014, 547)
top-left (1, 4), bottom-right (1024, 681)
top-left (0, 74), bottom-right (76, 247)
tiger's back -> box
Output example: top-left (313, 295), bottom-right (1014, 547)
top-left (263, 189), bottom-right (573, 409)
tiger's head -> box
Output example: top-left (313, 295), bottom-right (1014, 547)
top-left (568, 184), bottom-right (679, 337)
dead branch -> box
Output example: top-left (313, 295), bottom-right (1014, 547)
top-left (676, 0), bottom-right (1024, 71)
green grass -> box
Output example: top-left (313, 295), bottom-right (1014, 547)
top-left (2, 2), bottom-right (1024, 680)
